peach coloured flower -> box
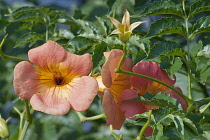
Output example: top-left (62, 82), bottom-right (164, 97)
top-left (119, 62), bottom-right (187, 120)
top-left (13, 41), bottom-right (98, 115)
top-left (109, 9), bottom-right (143, 42)
top-left (101, 49), bottom-right (133, 130)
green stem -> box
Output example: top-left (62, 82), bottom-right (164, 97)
top-left (18, 100), bottom-right (32, 140)
top-left (116, 43), bottom-right (127, 72)
top-left (18, 121), bottom-right (30, 140)
top-left (110, 125), bottom-right (119, 140)
top-left (0, 34), bottom-right (29, 61)
top-left (137, 110), bottom-right (152, 140)
top-left (183, 0), bottom-right (192, 100)
top-left (46, 25), bottom-right (49, 42)
top-left (118, 69), bottom-right (192, 106)
top-left (14, 107), bottom-right (25, 139)
top-left (24, 100), bottom-right (32, 122)
top-left (200, 102), bottom-right (210, 113)
top-left (76, 112), bottom-right (106, 123)
top-left (186, 97), bottom-right (210, 115)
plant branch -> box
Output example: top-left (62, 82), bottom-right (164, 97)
top-left (0, 34), bottom-right (29, 62)
top-left (137, 110), bottom-right (152, 140)
top-left (76, 112), bottom-right (106, 123)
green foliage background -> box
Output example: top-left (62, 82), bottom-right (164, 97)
top-left (1, 0), bottom-right (210, 139)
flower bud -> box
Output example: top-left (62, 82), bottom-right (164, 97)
top-left (0, 117), bottom-right (10, 138)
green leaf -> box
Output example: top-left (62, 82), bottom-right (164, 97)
top-left (11, 6), bottom-right (37, 18)
top-left (128, 35), bottom-right (146, 53)
top-left (68, 36), bottom-right (96, 53)
top-left (15, 32), bottom-right (44, 48)
top-left (189, 0), bottom-right (210, 18)
top-left (168, 57), bottom-right (183, 76)
top-left (146, 17), bottom-right (186, 38)
top-left (0, 20), bottom-right (8, 31)
top-left (183, 118), bottom-right (198, 133)
top-left (200, 66), bottom-right (210, 83)
top-left (96, 16), bottom-right (108, 36)
top-left (154, 123), bottom-right (164, 139)
top-left (107, 0), bottom-right (123, 15)
top-left (147, 41), bottom-right (184, 59)
top-left (92, 42), bottom-right (108, 73)
top-left (51, 29), bottom-right (75, 40)
top-left (13, 12), bottom-right (45, 24)
top-left (197, 44), bottom-right (210, 58)
top-left (71, 18), bottom-right (97, 34)
top-left (138, 1), bottom-right (184, 18)
top-left (132, 93), bottom-right (180, 110)
top-left (190, 40), bottom-right (203, 58)
top-left (191, 16), bottom-right (210, 37)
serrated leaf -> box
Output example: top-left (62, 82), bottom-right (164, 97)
top-left (189, 0), bottom-right (210, 18)
top-left (128, 35), bottom-right (146, 53)
top-left (147, 41), bottom-right (183, 59)
top-left (11, 6), bottom-right (37, 18)
top-left (71, 18), bottom-right (97, 34)
top-left (146, 17), bottom-right (186, 38)
top-left (132, 93), bottom-right (179, 109)
top-left (200, 66), bottom-right (210, 82)
top-left (174, 115), bottom-right (184, 135)
top-left (138, 1), bottom-right (184, 18)
top-left (191, 16), bottom-right (210, 37)
top-left (13, 12), bottom-right (45, 24)
top-left (15, 32), bottom-right (44, 48)
top-left (68, 36), bottom-right (96, 53)
top-left (92, 42), bottom-right (108, 73)
top-left (183, 118), bottom-right (198, 133)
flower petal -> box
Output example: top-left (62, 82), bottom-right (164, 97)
top-left (60, 53), bottom-right (93, 76)
top-left (95, 76), bottom-right (106, 98)
top-left (122, 10), bottom-right (130, 26)
top-left (30, 88), bottom-right (71, 115)
top-left (102, 49), bottom-right (132, 88)
top-left (130, 21), bottom-right (144, 31)
top-left (144, 126), bottom-right (153, 137)
top-left (166, 87), bottom-right (188, 110)
top-left (13, 61), bottom-right (38, 99)
top-left (110, 29), bottom-right (123, 35)
top-left (67, 76), bottom-right (98, 112)
top-left (108, 16), bottom-right (121, 28)
top-left (102, 89), bottom-right (125, 130)
top-left (28, 40), bottom-right (67, 68)
top-left (118, 89), bottom-right (147, 119)
top-left (131, 61), bottom-right (176, 94)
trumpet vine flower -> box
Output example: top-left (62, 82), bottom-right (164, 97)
top-left (119, 61), bottom-right (187, 119)
top-left (13, 41), bottom-right (98, 115)
top-left (109, 9), bottom-right (143, 42)
top-left (101, 54), bottom-right (187, 133)
top-left (101, 49), bottom-right (133, 130)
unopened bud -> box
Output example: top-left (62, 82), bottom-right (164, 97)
top-left (0, 117), bottom-right (10, 138)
